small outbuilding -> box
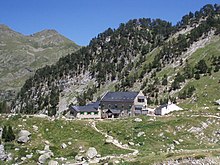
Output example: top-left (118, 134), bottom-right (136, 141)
top-left (155, 103), bottom-right (183, 115)
top-left (105, 109), bottom-right (121, 118)
top-left (69, 101), bottom-right (101, 119)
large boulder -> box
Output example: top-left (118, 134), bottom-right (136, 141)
top-left (38, 152), bottom-right (53, 164)
top-left (48, 160), bottom-right (59, 165)
top-left (38, 145), bottom-right (54, 164)
top-left (18, 130), bottom-right (31, 137)
top-left (17, 136), bottom-right (30, 143)
top-left (0, 145), bottom-right (8, 161)
top-left (86, 147), bottom-right (97, 159)
top-left (17, 130), bottom-right (31, 143)
top-left (105, 136), bottom-right (113, 143)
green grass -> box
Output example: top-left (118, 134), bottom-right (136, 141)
top-left (143, 35), bottom-right (220, 108)
top-left (156, 66), bottom-right (175, 79)
top-left (1, 110), bottom-right (220, 164)
top-left (0, 115), bottom-right (130, 164)
top-left (187, 36), bottom-right (220, 66)
top-left (178, 71), bottom-right (220, 109)
top-left (0, 32), bottom-right (79, 100)
top-left (96, 114), bottom-right (220, 164)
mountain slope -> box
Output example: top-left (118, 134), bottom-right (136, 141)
top-left (0, 25), bottom-right (80, 101)
top-left (13, 4), bottom-right (220, 115)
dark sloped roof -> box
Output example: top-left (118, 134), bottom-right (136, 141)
top-left (70, 101), bottom-right (100, 113)
top-left (101, 92), bottom-right (138, 102)
top-left (86, 101), bottom-right (100, 109)
top-left (106, 109), bottom-right (121, 114)
top-left (70, 105), bottom-right (98, 112)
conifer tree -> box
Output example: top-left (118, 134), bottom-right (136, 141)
top-left (196, 59), bottom-right (208, 74)
top-left (5, 125), bottom-right (15, 142)
top-left (2, 125), bottom-right (7, 139)
top-left (194, 73), bottom-right (200, 80)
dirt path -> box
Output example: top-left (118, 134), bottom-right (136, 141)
top-left (90, 121), bottom-right (139, 158)
top-left (69, 121), bottom-right (139, 165)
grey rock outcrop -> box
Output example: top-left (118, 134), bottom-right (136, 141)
top-left (38, 145), bottom-right (54, 164)
top-left (48, 160), bottom-right (59, 165)
top-left (0, 145), bottom-right (8, 161)
top-left (105, 136), bottom-right (113, 143)
top-left (17, 130), bottom-right (31, 143)
top-left (38, 152), bottom-right (53, 164)
top-left (86, 147), bottom-right (98, 159)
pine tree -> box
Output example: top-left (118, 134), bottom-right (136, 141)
top-left (162, 74), bottom-right (168, 86)
top-left (171, 79), bottom-right (180, 90)
top-left (214, 65), bottom-right (219, 72)
top-left (196, 59), bottom-right (208, 74)
top-left (5, 125), bottom-right (15, 142)
top-left (194, 73), bottom-right (200, 80)
top-left (2, 125), bottom-right (7, 139)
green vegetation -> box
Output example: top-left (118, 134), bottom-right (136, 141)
top-left (11, 4), bottom-right (220, 115)
top-left (0, 115), bottom-right (130, 164)
top-left (96, 110), bottom-right (220, 164)
top-left (2, 125), bottom-right (16, 142)
top-left (0, 26), bottom-right (79, 102)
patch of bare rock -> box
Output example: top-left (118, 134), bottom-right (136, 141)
top-left (156, 157), bottom-right (220, 165)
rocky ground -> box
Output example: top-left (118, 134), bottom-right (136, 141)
top-left (1, 110), bottom-right (220, 164)
top-left (156, 157), bottom-right (220, 165)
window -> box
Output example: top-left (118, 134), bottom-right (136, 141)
top-left (128, 105), bottom-right (132, 111)
top-left (80, 112), bottom-right (84, 115)
top-left (115, 104), bottom-right (118, 109)
top-left (87, 112), bottom-right (91, 115)
top-left (138, 98), bottom-right (144, 102)
top-left (94, 112), bottom-right (98, 115)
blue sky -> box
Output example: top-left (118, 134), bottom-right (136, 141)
top-left (0, 0), bottom-right (219, 46)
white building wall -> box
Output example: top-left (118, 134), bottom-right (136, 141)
top-left (134, 91), bottom-right (147, 108)
top-left (76, 110), bottom-right (101, 119)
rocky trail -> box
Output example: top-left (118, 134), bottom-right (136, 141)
top-left (90, 121), bottom-right (139, 157)
top-left (76, 121), bottom-right (139, 164)
top-left (65, 120), bottom-right (139, 165)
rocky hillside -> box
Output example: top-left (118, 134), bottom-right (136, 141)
top-left (13, 4), bottom-right (220, 115)
top-left (0, 25), bottom-right (79, 101)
